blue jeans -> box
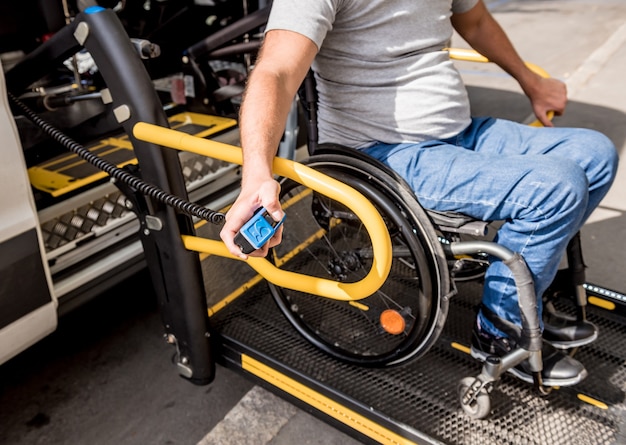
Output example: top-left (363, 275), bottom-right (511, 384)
top-left (363, 117), bottom-right (618, 338)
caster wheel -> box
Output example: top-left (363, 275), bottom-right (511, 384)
top-left (458, 376), bottom-right (491, 419)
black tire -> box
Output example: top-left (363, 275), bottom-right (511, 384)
top-left (268, 153), bottom-right (450, 367)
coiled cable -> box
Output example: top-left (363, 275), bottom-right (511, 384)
top-left (9, 91), bottom-right (225, 225)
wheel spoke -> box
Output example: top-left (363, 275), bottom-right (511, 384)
top-left (268, 156), bottom-right (448, 366)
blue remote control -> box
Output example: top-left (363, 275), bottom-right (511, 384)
top-left (234, 207), bottom-right (285, 254)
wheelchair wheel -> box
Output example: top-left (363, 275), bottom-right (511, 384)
top-left (458, 376), bottom-right (491, 419)
top-left (268, 154), bottom-right (450, 367)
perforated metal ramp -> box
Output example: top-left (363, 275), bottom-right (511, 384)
top-left (210, 278), bottom-right (626, 445)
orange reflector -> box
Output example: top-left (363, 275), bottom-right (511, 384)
top-left (380, 309), bottom-right (406, 335)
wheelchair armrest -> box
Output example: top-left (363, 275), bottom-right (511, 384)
top-left (426, 210), bottom-right (489, 236)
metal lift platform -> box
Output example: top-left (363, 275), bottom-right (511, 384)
top-left (198, 231), bottom-right (626, 445)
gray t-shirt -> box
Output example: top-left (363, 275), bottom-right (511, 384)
top-left (266, 0), bottom-right (478, 148)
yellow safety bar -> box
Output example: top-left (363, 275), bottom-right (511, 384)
top-left (446, 47), bottom-right (554, 126)
top-left (133, 123), bottom-right (393, 301)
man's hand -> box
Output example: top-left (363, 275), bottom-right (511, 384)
top-left (523, 76), bottom-right (567, 127)
top-left (220, 179), bottom-right (284, 259)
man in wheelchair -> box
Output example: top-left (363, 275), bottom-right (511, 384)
top-left (220, 0), bottom-right (618, 386)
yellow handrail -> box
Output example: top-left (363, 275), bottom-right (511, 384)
top-left (133, 122), bottom-right (393, 301)
top-left (446, 47), bottom-right (554, 126)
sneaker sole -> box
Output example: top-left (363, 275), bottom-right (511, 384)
top-left (544, 330), bottom-right (598, 350)
top-left (470, 346), bottom-right (588, 387)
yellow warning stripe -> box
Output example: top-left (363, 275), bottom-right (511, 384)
top-left (207, 274), bottom-right (264, 317)
top-left (29, 111), bottom-right (236, 197)
top-left (29, 159), bottom-right (138, 196)
top-left (577, 393), bottom-right (608, 410)
top-left (588, 296), bottom-right (616, 311)
top-left (241, 354), bottom-right (419, 445)
top-left (450, 342), bottom-right (471, 355)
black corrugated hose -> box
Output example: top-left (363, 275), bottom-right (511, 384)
top-left (8, 91), bottom-right (226, 226)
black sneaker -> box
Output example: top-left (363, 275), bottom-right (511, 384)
top-left (470, 325), bottom-right (588, 387)
top-left (542, 306), bottom-right (598, 349)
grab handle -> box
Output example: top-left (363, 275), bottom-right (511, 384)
top-left (133, 123), bottom-right (393, 301)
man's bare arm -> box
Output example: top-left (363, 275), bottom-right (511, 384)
top-left (451, 0), bottom-right (566, 126)
top-left (220, 30), bottom-right (318, 258)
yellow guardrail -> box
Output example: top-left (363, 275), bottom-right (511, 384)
top-left (446, 47), bottom-right (554, 126)
top-left (133, 122), bottom-right (393, 301)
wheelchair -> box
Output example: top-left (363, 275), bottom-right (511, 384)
top-left (266, 68), bottom-right (593, 419)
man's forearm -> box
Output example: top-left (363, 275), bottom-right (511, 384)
top-left (452, 1), bottom-right (565, 123)
top-left (238, 69), bottom-right (296, 187)
top-left (452, 1), bottom-right (538, 90)
top-left (238, 30), bottom-right (318, 189)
